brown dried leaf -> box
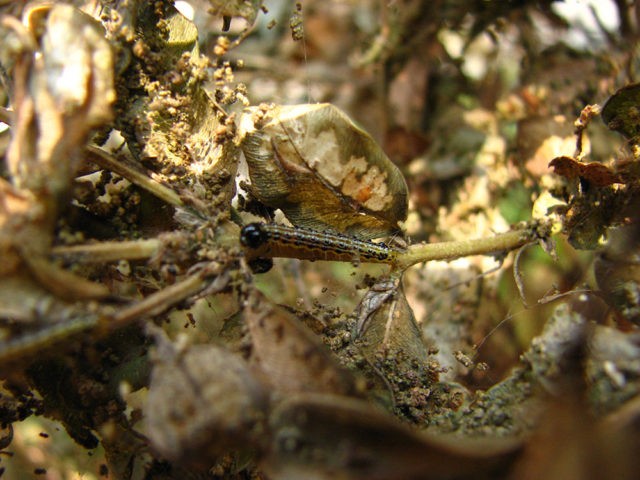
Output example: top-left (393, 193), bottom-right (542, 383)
top-left (265, 393), bottom-right (521, 480)
top-left (356, 276), bottom-right (428, 362)
top-left (146, 338), bottom-right (268, 467)
top-left (8, 4), bottom-right (115, 190)
top-left (245, 289), bottom-right (360, 397)
top-left (549, 156), bottom-right (622, 187)
top-left (1, 4), bottom-right (114, 300)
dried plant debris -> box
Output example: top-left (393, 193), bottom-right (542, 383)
top-left (0, 1), bottom-right (640, 479)
top-left (594, 223), bottom-right (640, 326)
top-left (601, 82), bottom-right (640, 140)
top-left (540, 88), bottom-right (640, 250)
top-left (1, 3), bottom-right (115, 303)
top-left (548, 156), bottom-right (623, 187)
top-left (146, 331), bottom-right (268, 468)
top-left (244, 289), bottom-right (361, 397)
top-left (207, 0), bottom-right (264, 30)
top-left (263, 393), bottom-right (521, 480)
top-left (103, 1), bottom-right (241, 218)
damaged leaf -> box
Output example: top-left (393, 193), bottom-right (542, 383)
top-left (2, 3), bottom-right (114, 299)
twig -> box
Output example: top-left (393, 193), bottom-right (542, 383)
top-left (394, 225), bottom-right (539, 271)
top-left (0, 263), bottom-right (229, 364)
top-left (84, 145), bottom-right (184, 209)
top-left (109, 266), bottom-right (228, 330)
top-left (51, 238), bottom-right (162, 263)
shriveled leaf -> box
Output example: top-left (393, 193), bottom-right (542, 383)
top-left (549, 156), bottom-right (622, 187)
top-left (2, 4), bottom-right (115, 299)
top-left (39, 5), bottom-right (115, 124)
top-left (355, 276), bottom-right (428, 362)
top-left (601, 83), bottom-right (640, 139)
top-left (146, 339), bottom-right (268, 467)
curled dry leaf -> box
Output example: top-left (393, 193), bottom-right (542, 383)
top-left (355, 275), bottom-right (428, 362)
top-left (39, 5), bottom-right (115, 125)
top-left (549, 163), bottom-right (624, 250)
top-left (548, 156), bottom-right (622, 187)
top-left (8, 3), bottom-right (115, 191)
top-left (146, 338), bottom-right (268, 468)
top-left (245, 289), bottom-right (360, 397)
top-left (352, 275), bottom-right (448, 422)
top-left (265, 393), bottom-right (521, 480)
top-left (239, 103), bottom-right (409, 239)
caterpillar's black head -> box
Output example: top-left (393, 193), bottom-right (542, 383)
top-left (240, 223), bottom-right (268, 249)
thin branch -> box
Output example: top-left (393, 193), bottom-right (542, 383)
top-left (51, 238), bottom-right (162, 263)
top-left (0, 263), bottom-right (229, 364)
top-left (84, 145), bottom-right (184, 209)
top-left (394, 225), bottom-right (539, 271)
top-left (109, 266), bottom-right (227, 330)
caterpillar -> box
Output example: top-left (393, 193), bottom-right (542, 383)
top-left (240, 223), bottom-right (404, 272)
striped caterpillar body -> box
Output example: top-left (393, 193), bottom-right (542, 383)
top-left (240, 223), bottom-right (404, 272)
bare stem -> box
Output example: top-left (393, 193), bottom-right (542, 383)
top-left (85, 145), bottom-right (184, 208)
top-left (0, 265), bottom-right (228, 364)
top-left (109, 268), bottom-right (223, 330)
top-left (395, 226), bottom-right (537, 271)
top-left (51, 238), bottom-right (162, 263)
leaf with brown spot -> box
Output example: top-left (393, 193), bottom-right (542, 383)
top-left (239, 104), bottom-right (408, 239)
